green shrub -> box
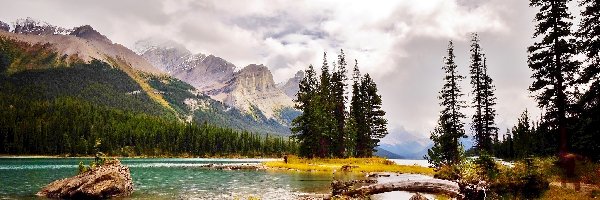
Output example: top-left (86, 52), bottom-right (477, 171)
top-left (434, 164), bottom-right (461, 180)
top-left (489, 159), bottom-right (549, 198)
top-left (473, 154), bottom-right (500, 181)
top-left (78, 161), bottom-right (89, 174)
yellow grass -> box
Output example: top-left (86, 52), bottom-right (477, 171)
top-left (263, 156), bottom-right (434, 176)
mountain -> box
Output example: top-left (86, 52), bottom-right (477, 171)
top-left (69, 25), bottom-right (112, 44)
top-left (277, 70), bottom-right (304, 99)
top-left (11, 17), bottom-right (72, 35)
top-left (379, 138), bottom-right (433, 159)
top-left (0, 18), bottom-right (292, 135)
top-left (135, 39), bottom-right (298, 121)
top-left (134, 39), bottom-right (235, 92)
top-left (374, 147), bottom-right (405, 159)
top-left (0, 19), bottom-right (162, 75)
top-left (206, 64), bottom-right (295, 119)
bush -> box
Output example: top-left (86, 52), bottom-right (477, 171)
top-left (489, 159), bottom-right (549, 198)
top-left (434, 164), bottom-right (461, 180)
top-left (440, 156), bottom-right (550, 198)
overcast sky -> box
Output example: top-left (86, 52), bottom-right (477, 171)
top-left (1, 0), bottom-right (557, 149)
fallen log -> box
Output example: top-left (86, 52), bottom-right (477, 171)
top-left (342, 179), bottom-right (461, 198)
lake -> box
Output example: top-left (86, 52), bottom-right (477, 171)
top-left (0, 158), bottom-right (431, 199)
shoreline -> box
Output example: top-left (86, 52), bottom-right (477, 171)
top-left (0, 155), bottom-right (283, 160)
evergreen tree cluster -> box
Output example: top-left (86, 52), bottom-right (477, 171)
top-left (0, 94), bottom-right (296, 157)
top-left (427, 41), bottom-right (468, 168)
top-left (427, 36), bottom-right (499, 167)
top-left (292, 50), bottom-right (388, 158)
top-left (494, 0), bottom-right (600, 161)
top-left (0, 36), bottom-right (298, 157)
top-left (469, 34), bottom-right (498, 154)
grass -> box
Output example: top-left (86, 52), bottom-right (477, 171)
top-left (263, 156), bottom-right (435, 176)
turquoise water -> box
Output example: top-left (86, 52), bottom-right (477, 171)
top-left (0, 158), bottom-right (356, 200)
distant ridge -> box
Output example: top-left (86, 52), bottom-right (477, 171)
top-left (374, 147), bottom-right (405, 159)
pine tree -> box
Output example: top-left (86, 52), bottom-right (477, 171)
top-left (330, 49), bottom-right (349, 157)
top-left (468, 33), bottom-right (498, 154)
top-left (426, 41), bottom-right (467, 167)
top-left (528, 0), bottom-right (580, 153)
top-left (512, 109), bottom-right (532, 158)
top-left (316, 52), bottom-right (336, 157)
top-left (577, 0), bottom-right (600, 86)
top-left (349, 60), bottom-right (366, 157)
top-left (469, 33), bottom-right (488, 153)
top-left (360, 73), bottom-right (388, 157)
top-left (573, 0), bottom-right (600, 160)
top-left (481, 57), bottom-right (498, 153)
top-left (291, 65), bottom-right (319, 158)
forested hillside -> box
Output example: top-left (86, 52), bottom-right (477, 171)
top-left (0, 36), bottom-right (296, 156)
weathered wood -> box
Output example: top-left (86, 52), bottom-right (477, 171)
top-left (342, 179), bottom-right (461, 198)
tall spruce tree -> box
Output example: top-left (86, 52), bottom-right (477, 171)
top-left (330, 49), bottom-right (348, 157)
top-left (349, 60), bottom-right (366, 157)
top-left (481, 57), bottom-right (498, 153)
top-left (426, 41), bottom-right (467, 167)
top-left (360, 73), bottom-right (388, 157)
top-left (291, 65), bottom-right (319, 158)
top-left (316, 52), bottom-right (336, 157)
top-left (577, 0), bottom-right (600, 85)
top-left (469, 33), bottom-right (489, 153)
top-left (528, 0), bottom-right (580, 153)
top-left (573, 0), bottom-right (600, 160)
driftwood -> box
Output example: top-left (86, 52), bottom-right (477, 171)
top-left (341, 179), bottom-right (461, 198)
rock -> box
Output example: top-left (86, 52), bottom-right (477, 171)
top-left (0, 21), bottom-right (9, 31)
top-left (214, 64), bottom-right (295, 119)
top-left (12, 17), bottom-right (72, 35)
top-left (36, 159), bottom-right (133, 199)
top-left (135, 38), bottom-right (296, 120)
top-left (277, 70), bottom-right (304, 99)
top-left (409, 193), bottom-right (429, 200)
top-left (70, 25), bottom-right (112, 44)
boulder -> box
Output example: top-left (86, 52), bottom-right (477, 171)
top-left (37, 159), bottom-right (133, 199)
top-left (409, 193), bottom-right (430, 200)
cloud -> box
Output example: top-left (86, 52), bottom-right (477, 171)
top-left (0, 0), bottom-right (545, 150)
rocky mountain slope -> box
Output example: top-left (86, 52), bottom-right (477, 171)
top-left (277, 70), bottom-right (304, 99)
top-left (135, 39), bottom-right (235, 91)
top-left (206, 64), bottom-right (295, 119)
top-left (0, 18), bottom-right (292, 135)
top-left (0, 18), bottom-right (162, 74)
top-left (135, 39), bottom-right (297, 120)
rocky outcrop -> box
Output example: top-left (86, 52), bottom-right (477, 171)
top-left (70, 25), bottom-right (112, 44)
top-left (12, 17), bottom-right (72, 35)
top-left (0, 21), bottom-right (9, 32)
top-left (277, 70), bottom-right (304, 100)
top-left (209, 64), bottom-right (295, 118)
top-left (136, 39), bottom-right (295, 119)
top-left (37, 159), bottom-right (133, 199)
top-left (135, 39), bottom-right (235, 90)
top-left (172, 55), bottom-right (236, 91)
top-left (409, 193), bottom-right (430, 200)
